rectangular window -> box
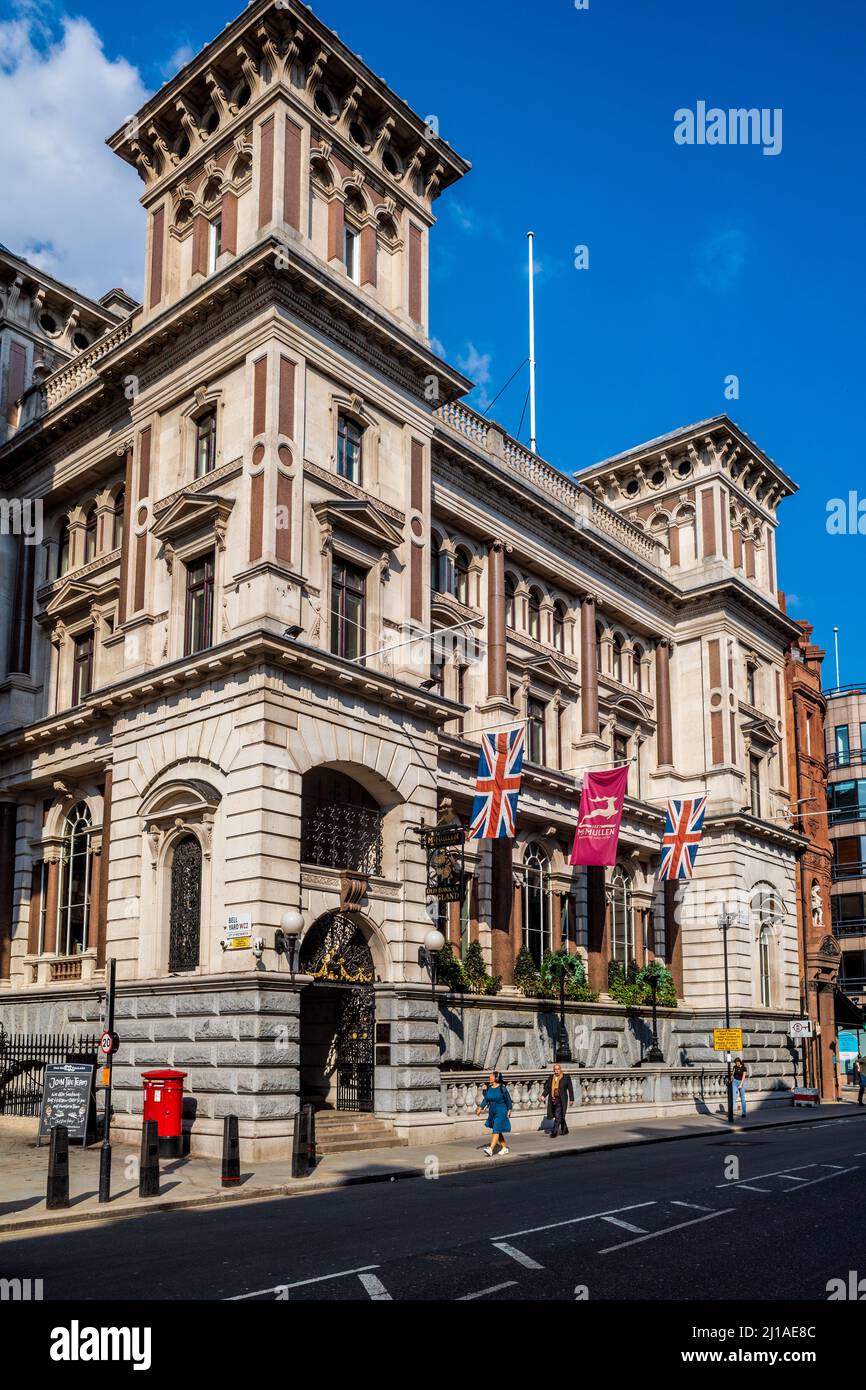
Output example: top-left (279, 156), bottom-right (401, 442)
top-left (613, 732), bottom-right (630, 765)
top-left (746, 665), bottom-right (756, 706)
top-left (527, 697), bottom-right (546, 765)
top-left (344, 224), bottom-right (359, 284)
top-left (829, 779), bottom-right (866, 825)
top-left (749, 755), bottom-right (762, 817)
top-left (71, 631), bottom-right (94, 705)
top-left (330, 557), bottom-right (366, 660)
top-left (184, 552), bottom-right (215, 656)
top-left (195, 411), bottom-right (216, 478)
top-left (208, 216), bottom-right (222, 274)
top-left (861, 723), bottom-right (866, 759)
top-left (836, 725), bottom-right (851, 767)
top-left (336, 413), bottom-right (363, 484)
top-left (560, 895), bottom-right (575, 950)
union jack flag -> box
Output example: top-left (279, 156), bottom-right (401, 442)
top-left (659, 796), bottom-right (708, 880)
top-left (468, 726), bottom-right (525, 839)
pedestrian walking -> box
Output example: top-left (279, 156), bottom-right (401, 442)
top-left (476, 1072), bottom-right (513, 1156)
top-left (731, 1056), bottom-right (748, 1118)
top-left (542, 1062), bottom-right (575, 1138)
top-left (857, 1051), bottom-right (866, 1105)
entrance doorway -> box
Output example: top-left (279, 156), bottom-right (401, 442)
top-left (298, 912), bottom-right (376, 1113)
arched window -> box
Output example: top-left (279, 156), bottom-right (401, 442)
top-left (84, 505), bottom-right (98, 563)
top-left (633, 644), bottom-right (644, 691)
top-left (610, 865), bottom-right (633, 965)
top-left (528, 588), bottom-right (542, 641)
top-left (759, 926), bottom-right (772, 1007)
top-left (113, 486), bottom-right (125, 552)
top-left (523, 844), bottom-right (551, 966)
top-left (57, 802), bottom-right (92, 956)
top-left (552, 602), bottom-right (566, 653)
top-left (612, 633), bottom-right (624, 683)
top-left (454, 547), bottom-right (471, 605)
top-left (168, 835), bottom-right (202, 973)
top-left (301, 768), bottom-right (383, 876)
top-left (56, 520), bottom-right (70, 578)
top-left (430, 533), bottom-right (448, 594)
top-left (504, 574), bottom-right (516, 629)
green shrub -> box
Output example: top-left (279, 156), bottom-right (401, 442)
top-left (437, 939), bottom-right (501, 996)
top-left (515, 945), bottom-right (598, 1002)
top-left (608, 957), bottom-right (678, 1008)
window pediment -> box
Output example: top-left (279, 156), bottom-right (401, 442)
top-left (741, 713), bottom-right (780, 749)
top-left (42, 577), bottom-right (103, 621)
top-left (151, 490), bottom-right (234, 550)
top-left (511, 653), bottom-right (575, 687)
top-left (313, 497), bottom-right (403, 552)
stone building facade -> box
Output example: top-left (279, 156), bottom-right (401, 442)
top-left (0, 0), bottom-right (812, 1157)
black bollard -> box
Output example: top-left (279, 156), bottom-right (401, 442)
top-left (47, 1125), bottom-right (69, 1210)
top-left (292, 1103), bottom-right (316, 1178)
top-left (139, 1119), bottom-right (160, 1198)
top-left (221, 1114), bottom-right (240, 1186)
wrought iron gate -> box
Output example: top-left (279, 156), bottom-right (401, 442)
top-left (0, 1029), bottom-right (99, 1117)
top-left (336, 986), bottom-right (375, 1112)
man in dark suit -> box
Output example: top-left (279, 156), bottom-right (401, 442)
top-left (543, 1062), bottom-right (575, 1137)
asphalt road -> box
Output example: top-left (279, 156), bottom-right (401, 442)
top-left (2, 1114), bottom-right (865, 1302)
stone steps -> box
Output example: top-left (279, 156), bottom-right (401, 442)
top-left (311, 1110), bottom-right (409, 1154)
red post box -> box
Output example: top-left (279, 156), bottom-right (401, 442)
top-left (141, 1070), bottom-right (187, 1157)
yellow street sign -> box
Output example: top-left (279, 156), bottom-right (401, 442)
top-left (713, 1028), bottom-right (743, 1051)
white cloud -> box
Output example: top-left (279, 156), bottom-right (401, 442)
top-left (694, 228), bottom-right (748, 292)
top-left (0, 11), bottom-right (151, 301)
top-left (159, 43), bottom-right (195, 82)
top-left (457, 341), bottom-right (493, 408)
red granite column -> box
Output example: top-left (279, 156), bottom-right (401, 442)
top-left (665, 881), bottom-right (683, 997)
top-left (0, 800), bottom-right (16, 979)
top-left (7, 535), bottom-right (35, 675)
top-left (656, 639), bottom-right (673, 767)
top-left (487, 540), bottom-right (507, 699)
top-left (580, 595), bottom-right (598, 737)
top-left (43, 856), bottom-right (60, 955)
top-left (586, 865), bottom-right (608, 993)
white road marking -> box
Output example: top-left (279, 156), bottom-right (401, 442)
top-left (601, 1216), bottom-right (647, 1234)
top-left (671, 1201), bottom-right (715, 1211)
top-left (493, 1241), bottom-right (545, 1270)
top-left (598, 1208), bottom-right (734, 1255)
top-left (458, 1281), bottom-right (518, 1300)
top-left (780, 1166), bottom-right (857, 1190)
top-left (358, 1273), bottom-right (392, 1300)
top-left (226, 1263), bottom-right (380, 1300)
top-left (820, 1163), bottom-right (846, 1169)
top-left (491, 1201), bottom-right (655, 1241)
top-left (734, 1184), bottom-right (771, 1193)
top-left (776, 1173), bottom-right (810, 1183)
top-left (715, 1163), bottom-right (819, 1189)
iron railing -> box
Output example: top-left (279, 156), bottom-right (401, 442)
top-left (0, 1029), bottom-right (99, 1117)
top-left (833, 861), bottom-right (866, 882)
top-left (301, 803), bottom-right (384, 877)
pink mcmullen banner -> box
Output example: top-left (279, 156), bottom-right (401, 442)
top-left (569, 765), bottom-right (630, 866)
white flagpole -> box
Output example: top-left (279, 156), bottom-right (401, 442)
top-left (833, 625), bottom-right (840, 689)
top-left (527, 231), bottom-right (537, 454)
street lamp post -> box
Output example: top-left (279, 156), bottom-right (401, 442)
top-left (718, 909), bottom-right (738, 1124)
top-left (277, 909), bottom-right (305, 977)
top-left (418, 928), bottom-right (446, 993)
top-left (645, 972), bottom-right (664, 1063)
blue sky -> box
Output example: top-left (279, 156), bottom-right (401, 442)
top-left (3, 0), bottom-right (865, 676)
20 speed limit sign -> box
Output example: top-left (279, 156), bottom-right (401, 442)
top-left (99, 1030), bottom-right (119, 1056)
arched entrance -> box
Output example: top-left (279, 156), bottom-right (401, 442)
top-left (299, 911), bottom-right (376, 1113)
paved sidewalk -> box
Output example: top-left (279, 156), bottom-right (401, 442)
top-left (2, 1100), bottom-right (863, 1236)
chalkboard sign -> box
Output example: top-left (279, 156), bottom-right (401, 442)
top-left (38, 1063), bottom-right (95, 1143)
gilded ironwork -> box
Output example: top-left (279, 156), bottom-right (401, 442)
top-left (298, 911), bottom-right (375, 983)
top-left (168, 835), bottom-right (202, 972)
top-left (301, 802), bottom-right (383, 876)
top-left (336, 986), bottom-right (375, 1112)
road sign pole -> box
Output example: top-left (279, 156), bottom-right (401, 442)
top-left (721, 915), bottom-right (734, 1124)
top-left (98, 957), bottom-right (116, 1204)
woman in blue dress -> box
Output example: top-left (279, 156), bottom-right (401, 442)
top-left (476, 1071), bottom-right (513, 1156)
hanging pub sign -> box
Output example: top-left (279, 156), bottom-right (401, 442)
top-left (420, 822), bottom-right (466, 903)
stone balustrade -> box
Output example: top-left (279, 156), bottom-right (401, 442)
top-left (441, 1066), bottom-right (728, 1116)
top-left (435, 401), bottom-right (667, 567)
top-left (42, 316), bottom-right (136, 412)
